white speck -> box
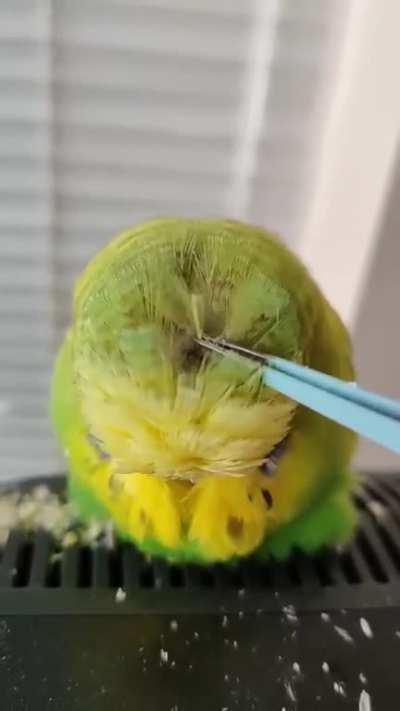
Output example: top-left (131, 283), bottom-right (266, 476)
top-left (322, 662), bottom-right (330, 674)
top-left (138, 646), bottom-right (144, 654)
top-left (194, 632), bottom-right (199, 640)
top-left (50, 552), bottom-right (63, 565)
top-left (359, 689), bottom-right (371, 711)
top-left (321, 612), bottom-right (330, 623)
top-left (103, 521), bottom-right (115, 550)
top-left (32, 485), bottom-right (50, 502)
top-left (285, 681), bottom-right (296, 702)
top-left (367, 500), bottom-right (386, 520)
top-left (221, 707), bottom-right (228, 711)
top-left (282, 605), bottom-right (298, 624)
top-left (333, 681), bottom-right (346, 697)
top-left (188, 664), bottom-right (193, 670)
top-left (233, 640), bottom-right (238, 650)
top-left (115, 587), bottom-right (126, 603)
top-left (238, 588), bottom-right (245, 598)
top-left (222, 615), bottom-right (229, 628)
top-left (238, 611), bottom-right (244, 619)
top-left (160, 649), bottom-right (168, 664)
top-left (170, 661), bottom-right (176, 668)
top-left (396, 631), bottom-right (400, 639)
top-left (224, 639), bottom-right (229, 646)
top-left (359, 672), bottom-right (367, 684)
top-left (170, 620), bottom-right (178, 632)
top-left (62, 531), bottom-right (78, 548)
top-left (360, 618), bottom-right (373, 638)
top-left (334, 625), bottom-right (354, 644)
top-left (82, 519), bottom-right (104, 544)
top-left (224, 674), bottom-right (229, 682)
top-left (292, 662), bottom-right (301, 674)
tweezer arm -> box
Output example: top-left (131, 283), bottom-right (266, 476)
top-left (195, 337), bottom-right (400, 454)
top-left (263, 357), bottom-right (400, 455)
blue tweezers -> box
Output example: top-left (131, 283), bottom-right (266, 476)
top-left (196, 337), bottom-right (400, 455)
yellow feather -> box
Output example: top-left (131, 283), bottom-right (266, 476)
top-left (80, 368), bottom-right (295, 480)
top-left (186, 475), bottom-right (273, 558)
top-left (123, 474), bottom-right (182, 549)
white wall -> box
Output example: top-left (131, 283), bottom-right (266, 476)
top-left (354, 146), bottom-right (400, 472)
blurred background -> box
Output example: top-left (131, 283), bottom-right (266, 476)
top-left (0, 0), bottom-right (399, 482)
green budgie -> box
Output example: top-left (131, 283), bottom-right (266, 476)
top-left (50, 218), bottom-right (357, 563)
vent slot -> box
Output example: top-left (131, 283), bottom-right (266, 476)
top-left (355, 488), bottom-right (400, 578)
top-left (13, 543), bottom-right (33, 587)
top-left (1, 476), bottom-right (400, 600)
top-left (338, 551), bottom-right (362, 584)
top-left (31, 532), bottom-right (54, 587)
top-left (169, 565), bottom-right (186, 588)
top-left (62, 547), bottom-right (80, 588)
top-left (140, 562), bottom-right (155, 589)
top-left (93, 547), bottom-right (109, 588)
top-left (187, 565), bottom-right (216, 589)
top-left (313, 553), bottom-right (335, 587)
top-left (46, 555), bottom-right (61, 588)
top-left (286, 558), bottom-right (302, 586)
top-left (108, 547), bottom-right (123, 588)
top-left (356, 530), bottom-right (388, 583)
top-left (78, 546), bottom-right (93, 588)
top-left (380, 481), bottom-right (400, 508)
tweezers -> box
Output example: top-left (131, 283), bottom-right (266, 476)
top-left (195, 337), bottom-right (400, 455)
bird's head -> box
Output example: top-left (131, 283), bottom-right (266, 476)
top-left (72, 218), bottom-right (305, 482)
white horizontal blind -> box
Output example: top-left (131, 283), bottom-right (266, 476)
top-left (0, 0), bottom-right (350, 482)
top-left (0, 0), bottom-right (59, 480)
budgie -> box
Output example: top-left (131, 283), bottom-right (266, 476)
top-left (50, 218), bottom-right (357, 563)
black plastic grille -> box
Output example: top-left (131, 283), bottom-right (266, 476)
top-left (1, 475), bottom-right (400, 610)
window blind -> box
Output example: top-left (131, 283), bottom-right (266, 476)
top-left (0, 0), bottom-right (350, 481)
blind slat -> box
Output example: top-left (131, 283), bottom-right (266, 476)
top-left (0, 0), bottom-right (350, 481)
